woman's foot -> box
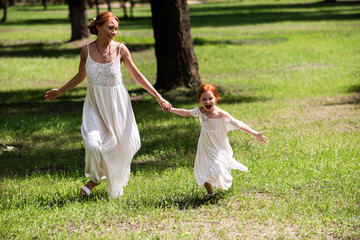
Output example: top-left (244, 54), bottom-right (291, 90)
top-left (81, 180), bottom-right (99, 197)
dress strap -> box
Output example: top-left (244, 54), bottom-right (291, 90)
top-left (86, 43), bottom-right (90, 57)
top-left (118, 43), bottom-right (122, 57)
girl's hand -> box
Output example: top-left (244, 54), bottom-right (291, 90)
top-left (44, 89), bottom-right (61, 102)
top-left (255, 131), bottom-right (269, 145)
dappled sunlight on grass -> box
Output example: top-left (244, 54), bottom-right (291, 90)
top-left (1, 1), bottom-right (360, 239)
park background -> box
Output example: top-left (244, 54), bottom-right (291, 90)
top-left (0, 0), bottom-right (359, 239)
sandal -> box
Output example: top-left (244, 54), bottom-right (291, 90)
top-left (205, 193), bottom-right (214, 199)
top-left (81, 185), bottom-right (92, 197)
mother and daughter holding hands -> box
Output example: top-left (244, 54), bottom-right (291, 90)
top-left (45, 11), bottom-right (269, 199)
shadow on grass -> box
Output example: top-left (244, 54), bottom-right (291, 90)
top-left (347, 84), bottom-right (360, 94)
top-left (2, 1), bottom-right (359, 28)
top-left (189, 1), bottom-right (360, 28)
top-left (0, 87), bottom-right (265, 177)
top-left (3, 2), bottom-right (358, 58)
top-left (123, 191), bottom-right (227, 210)
top-left (0, 41), bottom-right (154, 58)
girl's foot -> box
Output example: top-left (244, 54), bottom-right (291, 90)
top-left (204, 182), bottom-right (213, 199)
top-left (205, 192), bottom-right (215, 199)
top-left (81, 180), bottom-right (99, 197)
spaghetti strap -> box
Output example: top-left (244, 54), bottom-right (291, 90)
top-left (118, 43), bottom-right (122, 57)
top-left (86, 43), bottom-right (90, 57)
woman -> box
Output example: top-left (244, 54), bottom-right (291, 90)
top-left (45, 11), bottom-right (171, 198)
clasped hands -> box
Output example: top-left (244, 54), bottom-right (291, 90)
top-left (158, 98), bottom-right (172, 112)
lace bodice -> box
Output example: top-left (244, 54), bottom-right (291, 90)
top-left (85, 44), bottom-right (122, 87)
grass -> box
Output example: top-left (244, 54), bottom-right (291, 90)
top-left (1, 0), bottom-right (360, 239)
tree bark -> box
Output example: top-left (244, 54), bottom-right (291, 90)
top-left (68, 0), bottom-right (90, 41)
top-left (120, 0), bottom-right (128, 19)
top-left (106, 0), bottom-right (111, 12)
top-left (95, 0), bottom-right (99, 15)
top-left (150, 0), bottom-right (201, 90)
top-left (42, 0), bottom-right (47, 10)
top-left (1, 0), bottom-right (7, 23)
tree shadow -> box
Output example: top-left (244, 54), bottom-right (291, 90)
top-left (124, 191), bottom-right (227, 210)
top-left (189, 1), bottom-right (360, 28)
top-left (157, 86), bottom-right (269, 105)
top-left (0, 42), bottom-right (81, 58)
top-left (0, 86), bottom-right (266, 177)
top-left (0, 41), bottom-right (153, 58)
top-left (347, 84), bottom-right (360, 94)
top-left (2, 1), bottom-right (359, 29)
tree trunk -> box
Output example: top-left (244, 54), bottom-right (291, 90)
top-left (42, 0), bottom-right (47, 10)
top-left (1, 0), bottom-right (7, 23)
top-left (150, 0), bottom-right (201, 90)
top-left (87, 0), bottom-right (93, 9)
top-left (68, 0), bottom-right (90, 41)
top-left (120, 0), bottom-right (128, 19)
top-left (106, 0), bottom-right (111, 12)
top-left (95, 0), bottom-right (99, 15)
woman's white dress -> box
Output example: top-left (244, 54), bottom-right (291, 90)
top-left (190, 107), bottom-right (248, 190)
top-left (81, 44), bottom-right (140, 198)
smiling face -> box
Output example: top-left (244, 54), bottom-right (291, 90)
top-left (200, 90), bottom-right (217, 113)
top-left (96, 18), bottom-right (118, 41)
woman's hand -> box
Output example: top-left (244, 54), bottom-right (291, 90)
top-left (158, 98), bottom-right (171, 112)
top-left (44, 89), bottom-right (61, 102)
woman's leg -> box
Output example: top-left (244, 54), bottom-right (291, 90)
top-left (81, 180), bottom-right (100, 196)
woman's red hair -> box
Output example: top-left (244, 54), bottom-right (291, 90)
top-left (197, 84), bottom-right (220, 101)
top-left (87, 11), bottom-right (119, 36)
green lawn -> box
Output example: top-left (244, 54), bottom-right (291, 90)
top-left (1, 1), bottom-right (359, 239)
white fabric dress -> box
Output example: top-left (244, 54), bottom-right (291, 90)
top-left (81, 44), bottom-right (141, 198)
top-left (190, 107), bottom-right (248, 190)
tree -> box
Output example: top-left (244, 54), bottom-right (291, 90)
top-left (106, 0), bottom-right (111, 12)
top-left (150, 0), bottom-right (201, 90)
top-left (1, 0), bottom-right (7, 23)
top-left (68, 0), bottom-right (89, 41)
top-left (42, 0), bottom-right (47, 10)
top-left (120, 0), bottom-right (128, 19)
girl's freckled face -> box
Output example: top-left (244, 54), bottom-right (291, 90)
top-left (200, 91), bottom-right (216, 113)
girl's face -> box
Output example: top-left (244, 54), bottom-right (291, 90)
top-left (200, 90), bottom-right (217, 113)
top-left (97, 18), bottom-right (118, 41)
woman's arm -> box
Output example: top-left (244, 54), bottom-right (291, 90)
top-left (121, 44), bottom-right (170, 111)
top-left (170, 107), bottom-right (192, 117)
top-left (44, 46), bottom-right (87, 102)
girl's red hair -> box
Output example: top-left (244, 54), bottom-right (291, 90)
top-left (197, 84), bottom-right (220, 101)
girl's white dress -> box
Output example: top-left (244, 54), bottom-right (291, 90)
top-left (81, 44), bottom-right (141, 198)
top-left (190, 107), bottom-right (248, 189)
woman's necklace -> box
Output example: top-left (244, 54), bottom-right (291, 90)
top-left (95, 41), bottom-right (117, 61)
top-left (95, 40), bottom-right (109, 56)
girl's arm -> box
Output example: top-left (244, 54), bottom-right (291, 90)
top-left (44, 46), bottom-right (87, 102)
top-left (228, 116), bottom-right (269, 145)
top-left (121, 44), bottom-right (170, 112)
top-left (170, 107), bottom-right (192, 117)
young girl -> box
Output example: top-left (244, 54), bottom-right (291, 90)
top-left (170, 84), bottom-right (268, 198)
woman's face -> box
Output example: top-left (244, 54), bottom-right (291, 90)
top-left (97, 18), bottom-right (118, 41)
top-left (200, 90), bottom-right (217, 113)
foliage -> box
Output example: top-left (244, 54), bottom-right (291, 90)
top-left (1, 1), bottom-right (360, 239)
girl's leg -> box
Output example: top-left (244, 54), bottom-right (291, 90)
top-left (204, 182), bottom-right (213, 194)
